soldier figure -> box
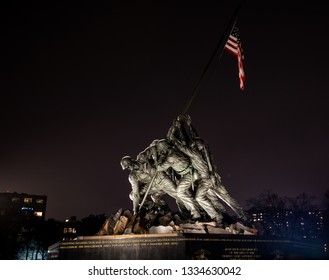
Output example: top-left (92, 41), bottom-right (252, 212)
top-left (155, 139), bottom-right (202, 220)
top-left (167, 117), bottom-right (225, 224)
top-left (120, 156), bottom-right (180, 214)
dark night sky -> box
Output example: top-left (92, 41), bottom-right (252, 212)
top-left (1, 1), bottom-right (328, 221)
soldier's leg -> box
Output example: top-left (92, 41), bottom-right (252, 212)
top-left (150, 190), bottom-right (166, 206)
top-left (158, 176), bottom-right (178, 200)
top-left (195, 179), bottom-right (223, 223)
top-left (154, 175), bottom-right (188, 216)
top-left (207, 188), bottom-right (227, 213)
top-left (176, 174), bottom-right (201, 219)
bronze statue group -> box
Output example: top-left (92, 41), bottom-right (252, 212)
top-left (120, 114), bottom-right (247, 225)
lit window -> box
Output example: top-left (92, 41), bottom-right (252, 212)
top-left (24, 197), bottom-right (33, 203)
top-left (65, 228), bottom-right (77, 234)
top-left (34, 211), bottom-right (43, 217)
top-left (21, 207), bottom-right (34, 211)
top-left (36, 199), bottom-right (44, 204)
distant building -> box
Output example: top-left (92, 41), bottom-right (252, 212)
top-left (248, 208), bottom-right (327, 254)
top-left (0, 191), bottom-right (48, 259)
top-left (0, 191), bottom-right (47, 221)
top-left (249, 209), bottom-right (324, 238)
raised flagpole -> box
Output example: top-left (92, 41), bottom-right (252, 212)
top-left (181, 3), bottom-right (241, 115)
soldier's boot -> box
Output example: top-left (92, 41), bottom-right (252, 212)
top-left (191, 210), bottom-right (201, 221)
top-left (213, 213), bottom-right (223, 227)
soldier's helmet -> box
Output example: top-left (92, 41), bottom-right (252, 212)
top-left (120, 156), bottom-right (133, 170)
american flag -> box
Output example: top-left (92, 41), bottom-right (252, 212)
top-left (224, 22), bottom-right (246, 90)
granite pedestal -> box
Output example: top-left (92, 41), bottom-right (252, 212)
top-left (47, 233), bottom-right (325, 260)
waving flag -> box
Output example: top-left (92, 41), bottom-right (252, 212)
top-left (224, 22), bottom-right (246, 90)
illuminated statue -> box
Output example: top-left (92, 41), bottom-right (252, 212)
top-left (121, 114), bottom-right (247, 223)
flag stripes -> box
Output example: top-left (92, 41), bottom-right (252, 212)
top-left (224, 22), bottom-right (246, 90)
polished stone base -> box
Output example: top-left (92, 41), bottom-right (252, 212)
top-left (47, 233), bottom-right (325, 260)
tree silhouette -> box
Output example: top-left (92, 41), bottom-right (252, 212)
top-left (17, 218), bottom-right (63, 259)
top-left (76, 214), bottom-right (107, 236)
